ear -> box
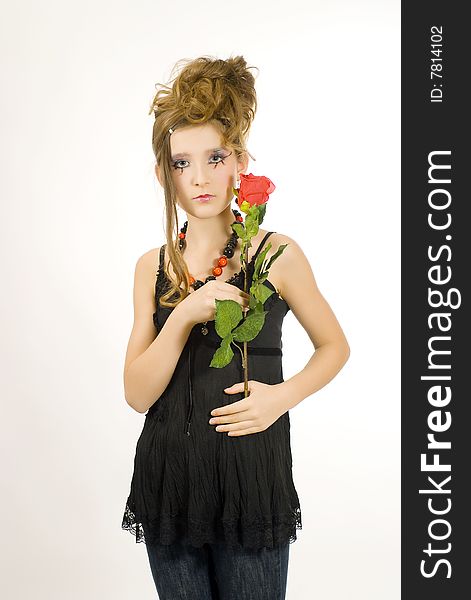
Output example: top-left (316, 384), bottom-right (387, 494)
top-left (237, 151), bottom-right (249, 177)
top-left (154, 163), bottom-right (163, 186)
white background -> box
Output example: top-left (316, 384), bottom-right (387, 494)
top-left (0, 1), bottom-right (400, 598)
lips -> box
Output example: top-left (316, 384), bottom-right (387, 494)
top-left (193, 194), bottom-right (214, 199)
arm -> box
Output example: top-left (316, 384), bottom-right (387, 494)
top-left (275, 235), bottom-right (350, 410)
top-left (123, 249), bottom-right (194, 414)
top-left (207, 234), bottom-right (351, 437)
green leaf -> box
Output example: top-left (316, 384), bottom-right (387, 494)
top-left (232, 310), bottom-right (268, 342)
top-left (248, 292), bottom-right (258, 311)
top-left (209, 335), bottom-right (234, 368)
top-left (214, 299), bottom-right (243, 338)
top-left (264, 243), bottom-right (288, 271)
top-left (232, 222), bottom-right (247, 241)
top-left (254, 242), bottom-right (272, 278)
top-left (252, 281), bottom-right (274, 305)
top-left (248, 203), bottom-right (260, 218)
top-left (258, 203), bottom-right (267, 225)
top-left (244, 207), bottom-right (260, 239)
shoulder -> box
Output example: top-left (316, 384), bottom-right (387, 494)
top-left (131, 247), bottom-right (162, 302)
top-left (135, 247), bottom-right (161, 275)
top-left (260, 231), bottom-right (308, 270)
top-left (260, 231), bottom-right (315, 297)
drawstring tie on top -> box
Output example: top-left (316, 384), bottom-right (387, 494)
top-left (185, 338), bottom-right (194, 436)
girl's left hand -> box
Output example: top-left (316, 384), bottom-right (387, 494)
top-left (208, 380), bottom-right (288, 437)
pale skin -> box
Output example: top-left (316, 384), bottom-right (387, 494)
top-left (123, 123), bottom-right (350, 435)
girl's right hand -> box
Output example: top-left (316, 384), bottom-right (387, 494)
top-left (179, 280), bottom-right (250, 326)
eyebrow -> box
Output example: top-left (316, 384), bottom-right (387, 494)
top-left (170, 147), bottom-right (227, 161)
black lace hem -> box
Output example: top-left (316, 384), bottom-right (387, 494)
top-left (122, 502), bottom-right (302, 550)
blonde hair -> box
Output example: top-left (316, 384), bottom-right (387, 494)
top-left (149, 55), bottom-right (258, 308)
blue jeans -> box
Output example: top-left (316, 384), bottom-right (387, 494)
top-left (144, 535), bottom-right (290, 600)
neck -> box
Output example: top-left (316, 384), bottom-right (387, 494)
top-left (183, 207), bottom-right (236, 253)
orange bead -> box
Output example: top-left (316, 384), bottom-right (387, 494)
top-left (218, 256), bottom-right (228, 267)
top-left (212, 266), bottom-right (222, 277)
top-left (189, 276), bottom-right (195, 284)
top-left (236, 215), bottom-right (243, 222)
top-left (178, 232), bottom-right (186, 239)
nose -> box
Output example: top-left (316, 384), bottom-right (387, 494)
top-left (191, 161), bottom-right (211, 188)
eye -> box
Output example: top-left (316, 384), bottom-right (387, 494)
top-left (172, 159), bottom-right (188, 170)
top-left (211, 150), bottom-right (232, 164)
top-left (209, 153), bottom-right (225, 164)
top-left (171, 151), bottom-right (232, 173)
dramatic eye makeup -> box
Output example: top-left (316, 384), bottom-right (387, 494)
top-left (171, 148), bottom-right (233, 173)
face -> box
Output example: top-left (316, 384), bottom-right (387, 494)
top-left (155, 122), bottom-right (248, 216)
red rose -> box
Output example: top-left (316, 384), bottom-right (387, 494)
top-left (237, 173), bottom-right (276, 208)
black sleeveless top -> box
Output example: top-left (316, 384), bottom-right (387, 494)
top-left (122, 232), bottom-right (302, 549)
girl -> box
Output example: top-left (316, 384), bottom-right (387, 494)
top-left (122, 55), bottom-right (350, 600)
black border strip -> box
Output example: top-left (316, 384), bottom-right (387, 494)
top-left (402, 2), bottom-right (469, 597)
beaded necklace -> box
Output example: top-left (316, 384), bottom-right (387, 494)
top-left (178, 208), bottom-right (244, 335)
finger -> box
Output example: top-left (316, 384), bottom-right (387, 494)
top-left (215, 420), bottom-right (257, 433)
top-left (223, 283), bottom-right (250, 298)
top-left (224, 381), bottom-right (251, 393)
top-left (227, 426), bottom-right (260, 437)
top-left (233, 291), bottom-right (250, 311)
top-left (223, 284), bottom-right (250, 302)
top-left (224, 383), bottom-right (240, 393)
top-left (214, 291), bottom-right (249, 313)
top-left (209, 411), bottom-right (252, 425)
top-left (211, 400), bottom-right (248, 416)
